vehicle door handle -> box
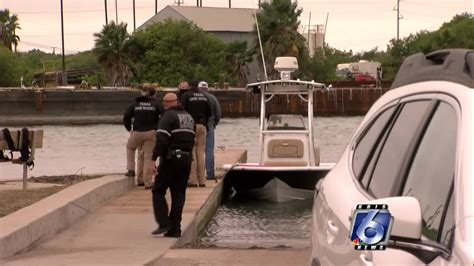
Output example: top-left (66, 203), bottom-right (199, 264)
top-left (359, 254), bottom-right (374, 266)
top-left (327, 220), bottom-right (339, 234)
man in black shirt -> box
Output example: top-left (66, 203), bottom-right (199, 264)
top-left (181, 80), bottom-right (212, 187)
top-left (151, 93), bottom-right (195, 238)
top-left (123, 86), bottom-right (163, 189)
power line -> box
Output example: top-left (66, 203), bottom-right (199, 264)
top-left (404, 1), bottom-right (467, 8)
top-left (20, 41), bottom-right (79, 54)
top-left (15, 5), bottom-right (154, 15)
top-left (302, 10), bottom-right (394, 15)
top-left (304, 1), bottom-right (392, 4)
top-left (21, 32), bottom-right (92, 37)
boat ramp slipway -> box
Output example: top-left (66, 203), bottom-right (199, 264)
top-left (1, 149), bottom-right (278, 265)
top-left (1, 148), bottom-right (311, 265)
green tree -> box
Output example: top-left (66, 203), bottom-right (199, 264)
top-left (93, 21), bottom-right (131, 86)
top-left (0, 46), bottom-right (21, 86)
top-left (256, 0), bottom-right (309, 79)
top-left (128, 19), bottom-right (227, 86)
top-left (66, 51), bottom-right (101, 70)
top-left (382, 13), bottom-right (474, 79)
top-left (0, 9), bottom-right (21, 52)
top-left (309, 45), bottom-right (354, 81)
top-left (225, 41), bottom-right (255, 87)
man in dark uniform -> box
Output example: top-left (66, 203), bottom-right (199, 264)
top-left (151, 93), bottom-right (195, 238)
top-left (181, 80), bottom-right (212, 187)
top-left (123, 86), bottom-right (163, 189)
top-left (177, 80), bottom-right (189, 102)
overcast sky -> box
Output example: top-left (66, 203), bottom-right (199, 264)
top-left (1, 0), bottom-right (472, 54)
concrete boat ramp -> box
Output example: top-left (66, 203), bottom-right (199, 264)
top-left (0, 149), bottom-right (311, 265)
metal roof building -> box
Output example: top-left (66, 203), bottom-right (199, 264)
top-left (137, 6), bottom-right (257, 44)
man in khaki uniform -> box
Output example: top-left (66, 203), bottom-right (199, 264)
top-left (123, 86), bottom-right (163, 189)
top-left (181, 80), bottom-right (212, 187)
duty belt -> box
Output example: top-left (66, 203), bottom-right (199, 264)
top-left (166, 149), bottom-right (191, 159)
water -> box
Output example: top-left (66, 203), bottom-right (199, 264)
top-left (1, 124), bottom-right (129, 180)
top-left (0, 117), bottom-right (363, 248)
top-left (199, 198), bottom-right (314, 249)
top-left (1, 117), bottom-right (362, 180)
top-left (200, 117), bottom-right (363, 249)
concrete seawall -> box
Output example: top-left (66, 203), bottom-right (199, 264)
top-left (0, 87), bottom-right (389, 125)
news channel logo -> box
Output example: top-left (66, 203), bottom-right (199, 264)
top-left (349, 204), bottom-right (394, 250)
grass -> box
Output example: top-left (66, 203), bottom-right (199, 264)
top-left (0, 187), bottom-right (65, 218)
top-left (0, 174), bottom-right (103, 218)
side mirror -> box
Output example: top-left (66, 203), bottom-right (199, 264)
top-left (359, 196), bottom-right (422, 240)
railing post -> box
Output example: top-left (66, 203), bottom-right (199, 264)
top-left (23, 163), bottom-right (28, 191)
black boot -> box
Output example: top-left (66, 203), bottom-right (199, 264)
top-left (125, 170), bottom-right (135, 177)
top-left (164, 229), bottom-right (181, 238)
top-left (151, 226), bottom-right (170, 235)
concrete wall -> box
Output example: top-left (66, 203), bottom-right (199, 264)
top-left (0, 89), bottom-right (140, 116)
top-left (0, 87), bottom-right (389, 118)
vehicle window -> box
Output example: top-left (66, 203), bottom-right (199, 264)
top-left (440, 192), bottom-right (454, 247)
top-left (368, 100), bottom-right (431, 198)
top-left (353, 106), bottom-right (396, 179)
top-left (360, 136), bottom-right (385, 188)
top-left (402, 102), bottom-right (457, 242)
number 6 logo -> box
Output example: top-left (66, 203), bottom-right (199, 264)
top-left (356, 210), bottom-right (384, 245)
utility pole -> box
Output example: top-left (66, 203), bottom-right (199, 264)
top-left (323, 12), bottom-right (329, 45)
top-left (60, 0), bottom-right (65, 72)
top-left (196, 0), bottom-right (199, 7)
top-left (229, 0), bottom-right (231, 8)
top-left (395, 0), bottom-right (401, 40)
top-left (133, 0), bottom-right (136, 31)
top-left (104, 0), bottom-right (108, 24)
top-left (307, 12), bottom-right (311, 45)
top-left (115, 0), bottom-right (118, 22)
top-left (155, 0), bottom-right (158, 14)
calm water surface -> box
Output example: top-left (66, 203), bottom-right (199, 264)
top-left (206, 117), bottom-right (363, 248)
top-left (1, 117), bottom-right (362, 180)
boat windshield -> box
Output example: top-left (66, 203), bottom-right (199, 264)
top-left (266, 115), bottom-right (306, 130)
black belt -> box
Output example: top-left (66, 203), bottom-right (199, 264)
top-left (166, 149), bottom-right (191, 158)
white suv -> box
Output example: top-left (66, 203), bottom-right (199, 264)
top-left (310, 49), bottom-right (473, 265)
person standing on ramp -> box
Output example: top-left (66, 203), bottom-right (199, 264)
top-left (150, 93), bottom-right (195, 237)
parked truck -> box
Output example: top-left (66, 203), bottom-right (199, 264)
top-left (336, 60), bottom-right (382, 82)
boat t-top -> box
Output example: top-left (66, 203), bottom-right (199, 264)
top-left (223, 56), bottom-right (335, 202)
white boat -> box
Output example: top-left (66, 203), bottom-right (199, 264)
top-left (223, 57), bottom-right (335, 203)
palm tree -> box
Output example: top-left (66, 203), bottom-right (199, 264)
top-left (0, 9), bottom-right (21, 52)
top-left (226, 41), bottom-right (255, 86)
top-left (255, 0), bottom-right (308, 78)
top-left (93, 21), bottom-right (131, 86)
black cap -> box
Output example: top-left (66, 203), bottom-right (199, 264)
top-left (189, 80), bottom-right (199, 90)
top-left (142, 86), bottom-right (156, 96)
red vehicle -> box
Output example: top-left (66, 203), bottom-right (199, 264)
top-left (354, 73), bottom-right (376, 82)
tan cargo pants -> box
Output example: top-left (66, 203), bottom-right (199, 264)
top-left (126, 130), bottom-right (155, 187)
top-left (189, 124), bottom-right (207, 185)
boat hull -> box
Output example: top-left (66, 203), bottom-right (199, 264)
top-left (223, 164), bottom-right (333, 202)
top-left (247, 178), bottom-right (315, 202)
